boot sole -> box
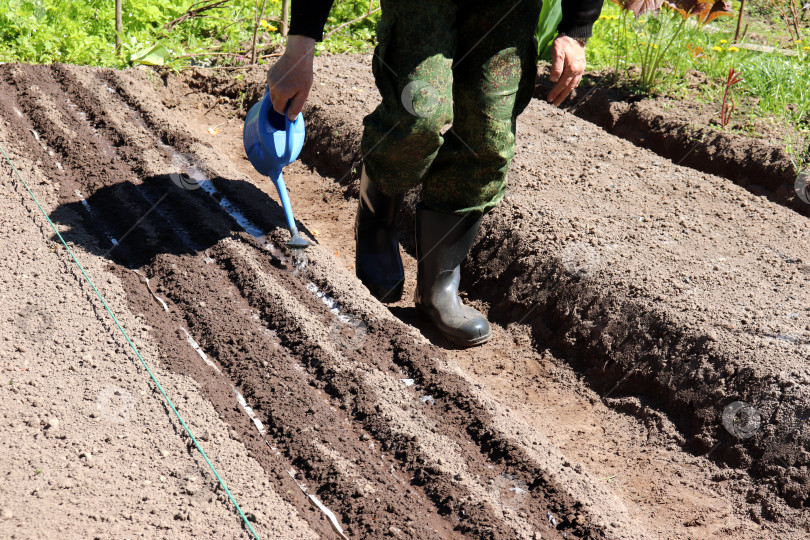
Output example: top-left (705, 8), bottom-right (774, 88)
top-left (415, 303), bottom-right (492, 347)
top-left (445, 331), bottom-right (492, 348)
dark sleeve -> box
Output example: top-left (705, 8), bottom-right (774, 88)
top-left (289, 0), bottom-right (336, 42)
top-left (557, 0), bottom-right (605, 40)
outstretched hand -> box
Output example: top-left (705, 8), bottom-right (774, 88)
top-left (546, 35), bottom-right (587, 107)
top-left (266, 35), bottom-right (316, 120)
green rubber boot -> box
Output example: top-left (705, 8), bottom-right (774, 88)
top-left (414, 204), bottom-right (491, 347)
top-left (355, 167), bottom-right (405, 302)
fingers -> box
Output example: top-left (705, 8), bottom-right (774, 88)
top-left (267, 67), bottom-right (292, 116)
top-left (267, 64), bottom-right (310, 118)
top-left (549, 41), bottom-right (565, 83)
top-left (550, 73), bottom-right (581, 107)
top-left (547, 63), bottom-right (577, 105)
top-left (546, 37), bottom-right (587, 107)
top-left (288, 87), bottom-right (309, 120)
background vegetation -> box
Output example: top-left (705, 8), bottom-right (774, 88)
top-left (0, 0), bottom-right (380, 67)
top-left (0, 0), bottom-right (806, 167)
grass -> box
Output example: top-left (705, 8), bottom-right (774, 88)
top-left (0, 0), bottom-right (805, 165)
top-left (319, 0), bottom-right (380, 55)
top-left (0, 0), bottom-right (269, 68)
top-left (0, 0), bottom-right (380, 69)
top-left (586, 1), bottom-right (808, 156)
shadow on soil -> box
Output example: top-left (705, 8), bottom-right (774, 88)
top-left (48, 174), bottom-right (317, 269)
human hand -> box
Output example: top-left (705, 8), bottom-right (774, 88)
top-left (266, 35), bottom-right (316, 120)
top-left (546, 35), bottom-right (587, 107)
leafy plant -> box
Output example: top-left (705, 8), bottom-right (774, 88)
top-left (537, 0), bottom-right (563, 60)
top-left (0, 0), bottom-right (288, 69)
top-left (319, 0), bottom-right (381, 54)
top-left (764, 0), bottom-right (805, 42)
top-left (719, 67), bottom-right (743, 127)
top-left (785, 127), bottom-right (810, 173)
top-left (609, 0), bottom-right (734, 89)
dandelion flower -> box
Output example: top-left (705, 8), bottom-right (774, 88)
top-left (719, 39), bottom-right (727, 44)
top-left (795, 39), bottom-right (803, 43)
top-left (804, 46), bottom-right (810, 51)
top-left (259, 19), bottom-right (269, 28)
top-left (599, 15), bottom-right (608, 19)
top-left (728, 46), bottom-right (739, 52)
top-left (712, 46), bottom-right (723, 52)
top-left (269, 25), bottom-right (278, 31)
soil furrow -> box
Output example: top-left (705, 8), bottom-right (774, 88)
top-left (145, 246), bottom-right (461, 539)
top-left (215, 232), bottom-right (646, 539)
top-left (5, 59), bottom-right (808, 539)
top-left (98, 65), bottom-right (657, 538)
top-left (282, 54), bottom-right (810, 518)
top-left (11, 64), bottom-right (461, 538)
top-left (1, 64), bottom-right (349, 538)
top-left (0, 62), bottom-right (626, 538)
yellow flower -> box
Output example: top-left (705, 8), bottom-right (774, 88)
top-left (719, 39), bottom-right (727, 44)
top-left (259, 19), bottom-right (268, 28)
top-left (610, 15), bottom-right (619, 19)
top-left (804, 46), bottom-right (810, 51)
top-left (728, 46), bottom-right (739, 52)
top-left (795, 39), bottom-right (803, 43)
top-left (268, 24), bottom-right (277, 31)
top-left (599, 14), bottom-right (609, 19)
top-left (712, 46), bottom-right (723, 52)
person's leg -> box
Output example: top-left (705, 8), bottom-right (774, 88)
top-left (360, 0), bottom-right (458, 195)
top-left (414, 0), bottom-right (541, 346)
top-left (356, 0), bottom-right (457, 302)
top-left (421, 0), bottom-right (542, 215)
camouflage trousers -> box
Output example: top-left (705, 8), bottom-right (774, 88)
top-left (361, 0), bottom-right (542, 216)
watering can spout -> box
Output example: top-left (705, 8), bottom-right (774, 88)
top-left (243, 89), bottom-right (310, 250)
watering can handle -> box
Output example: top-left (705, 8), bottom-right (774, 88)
top-left (283, 102), bottom-right (294, 163)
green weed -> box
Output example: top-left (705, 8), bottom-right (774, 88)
top-left (587, 1), bottom-right (807, 135)
top-left (0, 0), bottom-right (286, 68)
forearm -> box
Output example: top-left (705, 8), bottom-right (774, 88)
top-left (558, 0), bottom-right (605, 40)
top-left (289, 0), bottom-right (336, 41)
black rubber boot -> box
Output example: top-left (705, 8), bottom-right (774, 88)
top-left (414, 204), bottom-right (491, 347)
top-left (355, 167), bottom-right (405, 302)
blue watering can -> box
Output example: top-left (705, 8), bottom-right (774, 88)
top-left (243, 88), bottom-right (309, 249)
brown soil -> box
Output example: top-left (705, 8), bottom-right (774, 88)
top-left (533, 68), bottom-right (806, 217)
top-left (0, 53), bottom-right (808, 539)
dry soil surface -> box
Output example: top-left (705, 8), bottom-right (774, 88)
top-left (0, 55), bottom-right (808, 539)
